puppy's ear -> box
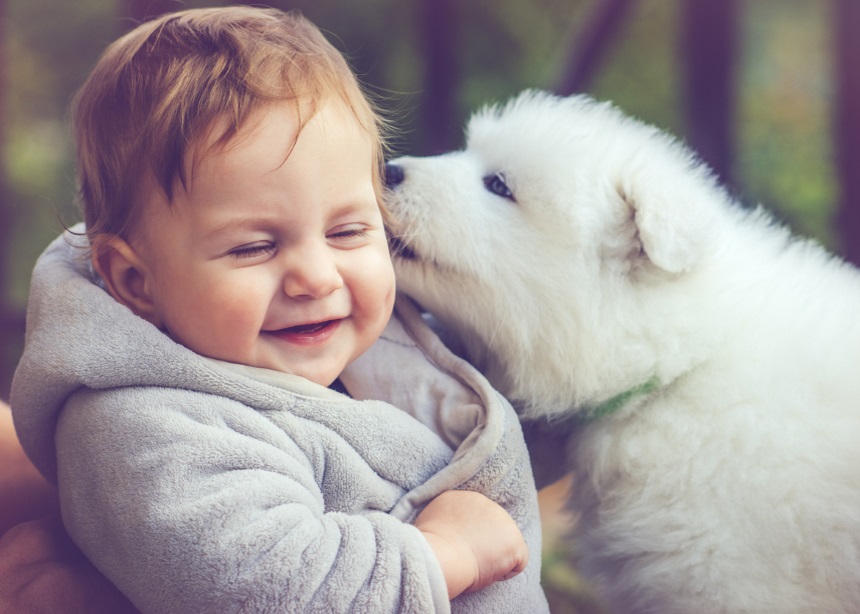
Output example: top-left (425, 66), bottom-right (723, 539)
top-left (616, 176), bottom-right (711, 274)
top-left (91, 237), bottom-right (163, 327)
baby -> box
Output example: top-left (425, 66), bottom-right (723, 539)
top-left (10, 7), bottom-right (547, 613)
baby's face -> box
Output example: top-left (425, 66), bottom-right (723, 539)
top-left (130, 100), bottom-right (395, 386)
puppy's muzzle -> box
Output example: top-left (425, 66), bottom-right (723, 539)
top-left (382, 163), bottom-right (416, 259)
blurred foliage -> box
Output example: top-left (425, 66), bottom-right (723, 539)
top-left (588, 0), bottom-right (682, 134)
top-left (739, 0), bottom-right (836, 244)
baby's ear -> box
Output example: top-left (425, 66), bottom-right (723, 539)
top-left (91, 237), bottom-right (163, 326)
top-left (615, 164), bottom-right (715, 274)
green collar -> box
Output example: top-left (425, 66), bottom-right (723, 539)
top-left (583, 375), bottom-right (661, 422)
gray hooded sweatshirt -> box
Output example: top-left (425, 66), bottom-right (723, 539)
top-left (11, 230), bottom-right (548, 614)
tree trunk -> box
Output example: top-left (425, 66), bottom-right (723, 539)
top-left (679, 0), bottom-right (738, 187)
top-left (0, 0), bottom-right (17, 401)
top-left (419, 0), bottom-right (458, 153)
top-left (835, 0), bottom-right (860, 266)
top-left (556, 0), bottom-right (638, 96)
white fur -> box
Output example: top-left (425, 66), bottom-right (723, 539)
top-left (385, 90), bottom-right (860, 613)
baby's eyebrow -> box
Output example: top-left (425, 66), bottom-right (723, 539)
top-left (201, 217), bottom-right (271, 241)
top-left (330, 187), bottom-right (383, 213)
top-left (330, 201), bottom-right (377, 217)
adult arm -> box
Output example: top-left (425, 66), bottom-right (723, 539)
top-left (0, 402), bottom-right (138, 613)
top-left (0, 401), bottom-right (56, 533)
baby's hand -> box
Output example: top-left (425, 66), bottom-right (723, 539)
top-left (415, 490), bottom-right (528, 600)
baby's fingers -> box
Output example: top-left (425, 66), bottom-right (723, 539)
top-left (467, 528), bottom-right (529, 593)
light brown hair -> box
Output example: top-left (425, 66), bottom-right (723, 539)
top-left (72, 6), bottom-right (387, 246)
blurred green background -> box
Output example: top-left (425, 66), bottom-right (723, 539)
top-left (0, 1), bottom-right (855, 612)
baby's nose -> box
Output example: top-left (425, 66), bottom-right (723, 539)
top-left (384, 163), bottom-right (404, 188)
top-left (282, 246), bottom-right (343, 299)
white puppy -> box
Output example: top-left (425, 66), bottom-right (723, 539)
top-left (384, 90), bottom-right (860, 614)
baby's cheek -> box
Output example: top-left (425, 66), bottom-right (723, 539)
top-left (190, 289), bottom-right (266, 357)
top-left (221, 296), bottom-right (267, 336)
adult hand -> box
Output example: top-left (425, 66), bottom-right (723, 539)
top-left (0, 515), bottom-right (139, 613)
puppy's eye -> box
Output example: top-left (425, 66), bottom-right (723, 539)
top-left (483, 173), bottom-right (515, 202)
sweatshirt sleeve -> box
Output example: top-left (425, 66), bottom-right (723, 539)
top-left (55, 387), bottom-right (451, 614)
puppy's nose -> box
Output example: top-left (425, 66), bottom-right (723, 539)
top-left (384, 163), bottom-right (404, 188)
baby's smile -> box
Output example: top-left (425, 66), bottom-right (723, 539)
top-left (265, 319), bottom-right (343, 345)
